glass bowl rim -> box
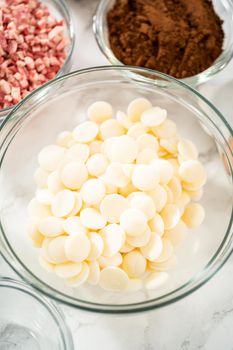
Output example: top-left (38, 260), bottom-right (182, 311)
top-left (93, 0), bottom-right (233, 86)
top-left (0, 0), bottom-right (76, 119)
top-left (0, 65), bottom-right (232, 314)
top-left (0, 276), bottom-right (74, 349)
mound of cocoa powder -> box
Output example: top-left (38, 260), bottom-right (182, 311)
top-left (107, 0), bottom-right (224, 79)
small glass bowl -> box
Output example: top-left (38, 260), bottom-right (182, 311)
top-left (93, 0), bottom-right (233, 86)
top-left (0, 66), bottom-right (232, 314)
top-left (0, 277), bottom-right (74, 349)
top-left (0, 0), bottom-right (75, 122)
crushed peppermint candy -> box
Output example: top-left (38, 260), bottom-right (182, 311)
top-left (0, 0), bottom-right (69, 109)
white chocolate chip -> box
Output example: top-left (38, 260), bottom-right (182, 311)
top-left (127, 191), bottom-right (141, 202)
top-left (151, 159), bottom-right (174, 184)
top-left (120, 208), bottom-right (147, 237)
top-left (80, 208), bottom-right (106, 230)
top-left (104, 163), bottom-right (130, 188)
top-left (152, 119), bottom-right (177, 138)
top-left (179, 160), bottom-right (206, 184)
top-left (136, 148), bottom-right (158, 164)
top-left (160, 136), bottom-right (178, 154)
top-left (87, 101), bottom-right (113, 123)
top-left (167, 177), bottom-right (182, 202)
top-left (80, 179), bottom-right (106, 205)
top-left (73, 121), bottom-right (99, 143)
top-left (160, 204), bottom-right (180, 230)
top-left (101, 137), bottom-right (117, 158)
top-left (47, 236), bottom-right (67, 264)
top-left (153, 239), bottom-right (174, 263)
top-left (130, 193), bottom-right (156, 220)
top-left (116, 110), bottom-right (132, 129)
top-left (167, 158), bottom-right (180, 176)
top-left (87, 232), bottom-right (104, 261)
top-left (132, 164), bottom-right (159, 191)
top-left (54, 261), bottom-right (82, 278)
top-left (148, 185), bottom-right (167, 212)
top-left (66, 193), bottom-right (82, 216)
top-left (162, 184), bottom-right (174, 205)
top-left (178, 139), bottom-right (198, 160)
top-left (141, 107), bottom-right (167, 127)
top-left (86, 153), bottom-right (108, 177)
top-left (47, 171), bottom-right (65, 193)
top-left (127, 98), bottom-right (152, 122)
top-left (61, 161), bottom-right (88, 190)
top-left (51, 190), bottom-right (76, 218)
top-left (126, 228), bottom-right (151, 248)
top-left (99, 252), bottom-right (123, 268)
top-left (65, 234), bottom-right (91, 262)
top-left (66, 262), bottom-right (89, 287)
top-left (38, 216), bottom-right (64, 237)
top-left (100, 194), bottom-right (129, 223)
top-left (127, 122), bottom-right (148, 139)
top-left (148, 214), bottom-right (165, 236)
top-left (66, 143), bottom-right (90, 163)
top-left (136, 133), bottom-right (159, 152)
top-left (100, 224), bottom-right (125, 257)
top-left (140, 233), bottom-right (163, 261)
top-left (63, 216), bottom-right (87, 235)
top-left (107, 135), bottom-right (138, 163)
top-left (99, 266), bottom-right (129, 291)
top-left (122, 251), bottom-right (146, 278)
top-left (100, 119), bottom-right (125, 140)
top-left (182, 203), bottom-right (205, 228)
top-left (120, 242), bottom-right (134, 253)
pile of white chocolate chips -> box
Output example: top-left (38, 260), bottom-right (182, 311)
top-left (27, 98), bottom-right (206, 292)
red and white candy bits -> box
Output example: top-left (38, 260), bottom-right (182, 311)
top-left (0, 0), bottom-right (68, 109)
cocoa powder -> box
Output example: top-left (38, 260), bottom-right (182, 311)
top-left (107, 0), bottom-right (224, 79)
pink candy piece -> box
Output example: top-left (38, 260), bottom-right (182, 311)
top-left (0, 0), bottom-right (68, 109)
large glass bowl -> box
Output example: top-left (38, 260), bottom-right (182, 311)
top-left (0, 66), bottom-right (232, 314)
top-left (0, 277), bottom-right (74, 349)
top-left (0, 0), bottom-right (75, 122)
top-left (93, 0), bottom-right (233, 86)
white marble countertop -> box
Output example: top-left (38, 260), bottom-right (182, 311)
top-left (1, 0), bottom-right (233, 349)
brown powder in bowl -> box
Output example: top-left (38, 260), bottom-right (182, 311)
top-left (107, 0), bottom-right (224, 79)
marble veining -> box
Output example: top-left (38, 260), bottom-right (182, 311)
top-left (0, 0), bottom-right (233, 349)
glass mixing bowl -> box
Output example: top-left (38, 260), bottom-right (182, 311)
top-left (0, 66), bottom-right (232, 313)
top-left (0, 0), bottom-right (75, 122)
top-left (93, 0), bottom-right (233, 86)
top-left (0, 277), bottom-right (74, 349)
